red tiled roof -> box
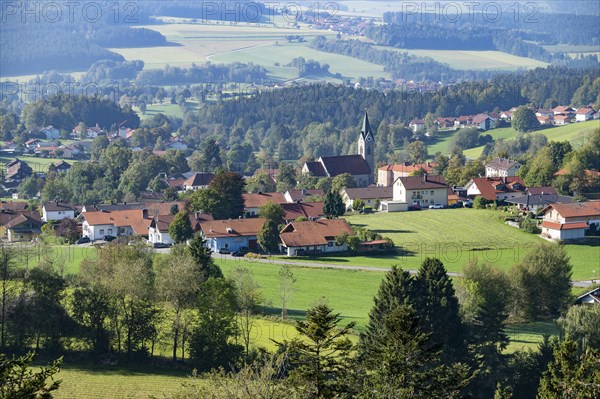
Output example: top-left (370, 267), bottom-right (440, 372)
top-left (199, 218), bottom-right (265, 238)
top-left (543, 201), bottom-right (600, 219)
top-left (184, 173), bottom-right (214, 188)
top-left (469, 177), bottom-right (526, 201)
top-left (280, 219), bottom-right (354, 247)
top-left (527, 186), bottom-right (557, 196)
top-left (540, 221), bottom-right (588, 230)
top-left (576, 107), bottom-right (594, 115)
top-left (378, 162), bottom-right (437, 174)
top-left (281, 202), bottom-right (324, 220)
top-left (83, 209), bottom-right (150, 235)
top-left (243, 192), bottom-right (287, 208)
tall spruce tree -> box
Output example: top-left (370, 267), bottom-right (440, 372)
top-left (359, 266), bottom-right (415, 365)
top-left (415, 258), bottom-right (466, 363)
top-left (323, 190), bottom-right (345, 218)
top-left (357, 305), bottom-right (471, 399)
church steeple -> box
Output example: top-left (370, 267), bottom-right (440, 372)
top-left (361, 111), bottom-right (372, 139)
top-left (357, 110), bottom-right (375, 184)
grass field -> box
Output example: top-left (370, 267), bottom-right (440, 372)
top-left (376, 46), bottom-right (548, 71)
top-left (455, 120), bottom-right (600, 159)
top-left (1, 155), bottom-right (78, 173)
top-left (505, 321), bottom-right (559, 352)
top-left (209, 41), bottom-right (390, 81)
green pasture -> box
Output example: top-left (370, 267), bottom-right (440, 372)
top-left (375, 46), bottom-right (548, 71)
top-left (1, 155), bottom-right (78, 173)
top-left (504, 321), bottom-right (559, 353)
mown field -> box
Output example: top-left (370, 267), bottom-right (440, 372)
top-left (375, 46), bottom-right (548, 71)
top-left (1, 155), bottom-right (79, 173)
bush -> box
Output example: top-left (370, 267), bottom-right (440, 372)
top-left (473, 196), bottom-right (488, 209)
top-left (520, 217), bottom-right (541, 234)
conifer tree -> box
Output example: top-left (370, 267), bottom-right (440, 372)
top-left (323, 190), bottom-right (345, 218)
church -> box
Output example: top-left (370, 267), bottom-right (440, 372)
top-left (301, 112), bottom-right (375, 187)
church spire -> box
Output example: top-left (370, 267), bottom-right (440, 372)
top-left (361, 110), bottom-right (372, 138)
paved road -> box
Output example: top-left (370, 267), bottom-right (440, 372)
top-left (212, 254), bottom-right (596, 288)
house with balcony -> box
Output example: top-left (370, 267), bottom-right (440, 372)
top-left (540, 201), bottom-right (600, 241)
top-left (393, 175), bottom-right (449, 207)
top-left (199, 218), bottom-right (265, 253)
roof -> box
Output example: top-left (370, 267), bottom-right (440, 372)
top-left (285, 189), bottom-right (325, 202)
top-left (166, 178), bottom-right (187, 188)
top-left (505, 193), bottom-right (575, 207)
top-left (342, 186), bottom-right (393, 200)
top-left (361, 112), bottom-right (373, 139)
top-left (0, 201), bottom-right (27, 211)
top-left (320, 155), bottom-right (372, 176)
top-left (82, 209), bottom-right (150, 235)
top-left (139, 191), bottom-right (166, 202)
top-left (184, 172), bottom-right (214, 187)
top-left (378, 162), bottom-right (437, 174)
top-left (243, 192), bottom-right (287, 208)
top-left (540, 221), bottom-right (589, 231)
top-left (542, 201), bottom-right (600, 219)
top-left (0, 210), bottom-right (41, 227)
top-left (43, 202), bottom-right (76, 212)
top-left (555, 115), bottom-right (572, 121)
top-left (304, 161), bottom-right (327, 177)
top-left (576, 107), bottom-right (594, 115)
top-left (397, 175), bottom-right (448, 190)
top-left (84, 201), bottom-right (185, 216)
top-left (468, 177), bottom-right (526, 201)
top-left (472, 113), bottom-right (491, 124)
top-left (150, 213), bottom-right (213, 233)
top-left (3, 213), bottom-right (43, 231)
top-left (575, 287), bottom-right (600, 304)
top-left (199, 218), bottom-right (265, 238)
top-left (526, 186), bottom-right (557, 196)
top-left (280, 219), bottom-right (354, 247)
top-left (281, 202), bottom-right (324, 220)
top-left (53, 160), bottom-right (71, 169)
top-left (486, 157), bottom-right (520, 171)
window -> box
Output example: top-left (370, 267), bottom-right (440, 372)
top-left (99, 229), bottom-right (104, 235)
top-left (328, 242), bottom-right (333, 247)
top-left (430, 191), bottom-right (434, 196)
top-left (108, 229), bottom-right (113, 234)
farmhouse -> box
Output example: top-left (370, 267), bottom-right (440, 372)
top-left (465, 177), bottom-right (526, 201)
top-left (5, 159), bottom-right (33, 182)
top-left (279, 219), bottom-right (354, 256)
top-left (409, 119), bottom-right (425, 132)
top-left (340, 186), bottom-right (393, 210)
top-left (42, 202), bottom-right (76, 222)
top-left (82, 209), bottom-right (151, 240)
top-left (575, 107), bottom-right (595, 122)
top-left (472, 113), bottom-right (493, 131)
top-left (39, 126), bottom-right (60, 140)
top-left (552, 106), bottom-right (575, 116)
top-left (485, 158), bottom-right (521, 177)
top-left (377, 162), bottom-right (437, 186)
top-left (504, 187), bottom-right (575, 212)
top-left (147, 213), bottom-right (212, 245)
top-left (554, 115), bottom-right (572, 125)
top-left (540, 201), bottom-right (600, 241)
top-left (50, 160), bottom-right (71, 173)
top-left (199, 218), bottom-right (265, 253)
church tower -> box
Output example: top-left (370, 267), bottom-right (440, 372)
top-left (358, 111), bottom-right (375, 182)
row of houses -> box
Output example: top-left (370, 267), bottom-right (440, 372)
top-left (502, 105), bottom-right (599, 126)
top-left (409, 113), bottom-right (497, 133)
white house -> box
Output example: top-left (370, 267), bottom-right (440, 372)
top-left (199, 218), bottom-right (265, 253)
top-left (409, 119), bottom-right (425, 132)
top-left (279, 219), bottom-right (354, 256)
top-left (183, 172), bottom-right (214, 191)
top-left (393, 175), bottom-right (449, 207)
top-left (148, 214), bottom-right (175, 245)
top-left (82, 209), bottom-right (150, 240)
top-left (485, 158), bottom-right (521, 177)
top-left (42, 202), bottom-right (76, 222)
top-left (540, 201), bottom-right (600, 241)
top-left (575, 108), bottom-right (595, 122)
top-left (40, 126), bottom-right (60, 140)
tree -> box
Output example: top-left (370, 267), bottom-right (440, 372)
top-left (276, 163), bottom-right (297, 192)
top-left (259, 203), bottom-right (285, 225)
top-left (281, 303), bottom-right (355, 399)
top-left (188, 235), bottom-right (223, 280)
top-left (352, 198), bottom-right (365, 211)
top-left (512, 106), bottom-right (539, 132)
top-left (230, 267), bottom-right (263, 361)
top-left (510, 243), bottom-right (572, 320)
top-left (155, 246), bottom-right (203, 361)
top-left (189, 278), bottom-right (242, 371)
top-left (55, 219), bottom-right (79, 244)
top-left (359, 266), bottom-right (415, 364)
top-left (246, 173), bottom-right (276, 193)
top-left (323, 190), bottom-right (345, 218)
top-left (414, 258), bottom-right (466, 364)
top-left (206, 171), bottom-right (245, 220)
top-left (0, 247), bottom-right (18, 351)
top-left (331, 173), bottom-right (356, 193)
top-left (258, 220), bottom-right (280, 254)
top-left (357, 306), bottom-right (471, 399)
top-left (0, 352), bottom-right (62, 399)
top-left (279, 264), bottom-right (297, 320)
top-left (168, 212), bottom-right (194, 244)
top-left (537, 339), bottom-right (600, 398)
top-left (71, 284), bottom-right (112, 354)
top-left (558, 304), bottom-right (600, 351)
top-left (18, 176), bottom-right (40, 199)
top-left (522, 147), bottom-right (557, 187)
top-left (406, 140), bottom-right (428, 164)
